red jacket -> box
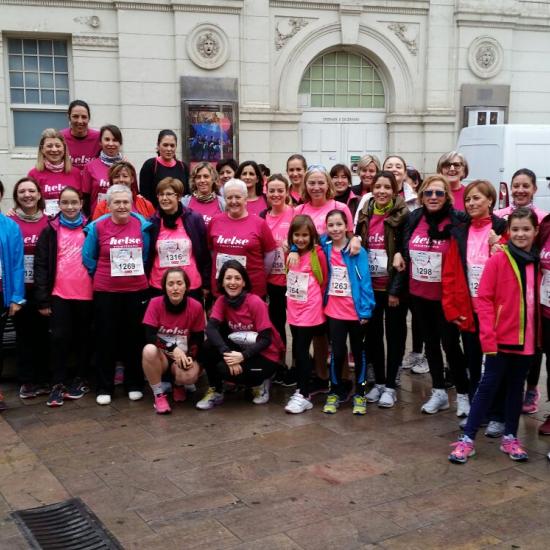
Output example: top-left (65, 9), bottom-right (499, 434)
top-left (476, 246), bottom-right (540, 354)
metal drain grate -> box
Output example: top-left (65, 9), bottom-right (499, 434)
top-left (11, 497), bottom-right (123, 549)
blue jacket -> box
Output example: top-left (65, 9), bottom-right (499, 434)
top-left (82, 212), bottom-right (153, 276)
top-left (321, 236), bottom-right (375, 321)
top-left (0, 214), bottom-right (25, 307)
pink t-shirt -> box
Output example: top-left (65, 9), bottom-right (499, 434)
top-left (28, 167), bottom-right (82, 218)
top-left (187, 196), bottom-right (222, 227)
top-left (210, 293), bottom-right (284, 363)
top-left (495, 205), bottom-right (548, 224)
top-left (208, 213), bottom-right (277, 297)
top-left (247, 196), bottom-right (268, 217)
top-left (81, 158), bottom-right (110, 215)
top-left (149, 219), bottom-right (202, 290)
top-left (265, 207), bottom-right (294, 286)
top-left (53, 225), bottom-right (93, 300)
top-left (60, 127), bottom-right (101, 171)
top-left (466, 218), bottom-right (492, 309)
top-left (366, 213), bottom-right (389, 291)
top-left (91, 216), bottom-right (149, 292)
top-left (324, 249), bottom-right (358, 321)
top-left (10, 214), bottom-right (48, 287)
top-left (286, 249), bottom-right (325, 327)
top-left (511, 264), bottom-right (535, 356)
top-left (452, 185), bottom-right (466, 211)
top-left (408, 216), bottom-right (450, 301)
top-left (540, 236), bottom-right (550, 319)
top-left (294, 199), bottom-right (353, 235)
top-left (143, 295), bottom-right (205, 353)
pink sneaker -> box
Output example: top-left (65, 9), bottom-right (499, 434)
top-left (500, 435), bottom-right (528, 461)
top-left (154, 393), bottom-right (171, 414)
top-left (448, 436), bottom-right (476, 464)
top-left (522, 388), bottom-right (540, 414)
top-left (173, 385), bottom-right (187, 403)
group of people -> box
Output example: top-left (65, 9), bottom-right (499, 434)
top-left (0, 99), bottom-right (549, 466)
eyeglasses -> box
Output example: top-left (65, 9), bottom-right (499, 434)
top-left (442, 161), bottom-right (463, 169)
top-left (423, 189), bottom-right (446, 198)
top-left (157, 192), bottom-right (177, 198)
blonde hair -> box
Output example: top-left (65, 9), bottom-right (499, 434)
top-left (190, 162), bottom-right (219, 193)
top-left (36, 128), bottom-right (72, 173)
top-left (302, 166), bottom-right (335, 202)
top-left (357, 154), bottom-right (381, 172)
top-left (417, 175), bottom-right (454, 206)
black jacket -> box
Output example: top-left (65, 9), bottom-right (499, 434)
top-left (139, 157), bottom-right (190, 208)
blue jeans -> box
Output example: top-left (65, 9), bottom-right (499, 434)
top-left (464, 352), bottom-right (533, 440)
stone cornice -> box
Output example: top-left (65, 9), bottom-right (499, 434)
top-left (457, 13), bottom-right (550, 30)
top-left (270, 1), bottom-right (428, 15)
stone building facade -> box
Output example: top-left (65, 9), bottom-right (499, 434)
top-left (1, 0), bottom-right (550, 191)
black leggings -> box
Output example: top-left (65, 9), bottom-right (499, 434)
top-left (327, 317), bottom-right (366, 398)
top-left (364, 291), bottom-right (407, 389)
top-left (290, 323), bottom-right (325, 397)
top-left (267, 283), bottom-right (287, 347)
top-left (410, 302), bottom-right (424, 354)
top-left (461, 313), bottom-right (483, 400)
top-left (201, 341), bottom-right (278, 392)
top-left (50, 297), bottom-right (93, 385)
top-left (411, 296), bottom-right (467, 393)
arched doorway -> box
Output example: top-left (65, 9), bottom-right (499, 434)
top-left (298, 50), bottom-right (387, 176)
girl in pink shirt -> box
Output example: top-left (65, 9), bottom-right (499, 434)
top-left (284, 215), bottom-right (328, 414)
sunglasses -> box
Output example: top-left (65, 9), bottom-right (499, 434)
top-left (442, 161), bottom-right (463, 169)
top-left (423, 189), bottom-right (446, 198)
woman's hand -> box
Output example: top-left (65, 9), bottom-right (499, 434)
top-left (346, 236), bottom-right (362, 256)
top-left (393, 252), bottom-right (406, 272)
top-left (172, 347), bottom-right (193, 370)
top-left (224, 350), bottom-right (244, 366)
top-left (8, 303), bottom-right (22, 316)
top-left (38, 307), bottom-right (52, 317)
top-left (286, 251), bottom-right (299, 268)
top-left (360, 318), bottom-right (369, 325)
top-left (452, 316), bottom-right (467, 326)
top-left (388, 295), bottom-right (400, 307)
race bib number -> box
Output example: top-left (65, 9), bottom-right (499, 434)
top-left (410, 250), bottom-right (442, 283)
top-left (468, 264), bottom-right (485, 298)
top-left (328, 266), bottom-right (352, 297)
top-left (286, 271), bottom-right (309, 302)
top-left (271, 247), bottom-right (286, 275)
top-left (541, 269), bottom-right (550, 307)
top-left (158, 239), bottom-right (190, 268)
top-left (215, 253), bottom-right (247, 278)
top-left (110, 247), bottom-right (144, 277)
top-left (368, 249), bottom-right (388, 278)
top-left (45, 199), bottom-right (60, 218)
top-left (24, 255), bottom-right (34, 284)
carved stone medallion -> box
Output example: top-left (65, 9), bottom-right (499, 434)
top-left (187, 24), bottom-right (229, 70)
top-left (468, 36), bottom-right (503, 79)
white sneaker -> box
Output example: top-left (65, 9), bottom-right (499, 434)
top-left (252, 379), bottom-right (271, 405)
top-left (366, 384), bottom-right (385, 403)
top-left (285, 391), bottom-right (313, 414)
top-left (411, 357), bottom-right (430, 374)
top-left (421, 389), bottom-right (449, 414)
top-left (484, 421), bottom-right (505, 438)
top-left (456, 393), bottom-right (470, 418)
top-left (401, 351), bottom-right (423, 369)
top-left (459, 416), bottom-right (468, 429)
top-left (96, 394), bottom-right (111, 406)
top-left (128, 391), bottom-right (143, 401)
top-left (378, 388), bottom-right (397, 408)
top-left (196, 387), bottom-right (224, 410)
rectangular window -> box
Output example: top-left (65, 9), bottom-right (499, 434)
top-left (7, 37), bottom-right (69, 146)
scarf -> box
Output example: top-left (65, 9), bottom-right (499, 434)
top-left (59, 212), bottom-right (84, 229)
top-left (192, 191), bottom-right (217, 203)
top-left (44, 160), bottom-right (64, 173)
top-left (159, 202), bottom-right (183, 230)
top-left (163, 294), bottom-right (188, 314)
top-left (100, 150), bottom-right (123, 166)
top-left (470, 216), bottom-right (492, 229)
top-left (373, 199), bottom-right (394, 216)
top-left (224, 290), bottom-right (247, 309)
top-left (423, 202), bottom-right (453, 243)
top-left (13, 208), bottom-right (43, 222)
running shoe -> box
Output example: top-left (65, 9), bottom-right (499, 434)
top-left (538, 415), bottom-right (550, 435)
top-left (272, 366), bottom-right (285, 385)
top-left (456, 393), bottom-right (470, 418)
top-left (284, 391), bottom-right (313, 414)
top-left (522, 388), bottom-right (540, 415)
top-left (128, 391), bottom-right (143, 401)
top-left (96, 394), bottom-right (111, 406)
top-left (154, 393), bottom-right (171, 414)
top-left (449, 435), bottom-right (476, 464)
top-left (64, 379), bottom-right (86, 400)
top-left (323, 393), bottom-right (340, 414)
top-left (19, 384), bottom-right (37, 399)
top-left (421, 389), bottom-right (449, 414)
top-left (196, 387), bottom-right (224, 410)
top-left (500, 435), bottom-right (528, 461)
top-left (411, 357), bottom-right (430, 374)
top-left (352, 394), bottom-right (367, 415)
top-left (172, 385), bottom-right (187, 403)
top-left (252, 379), bottom-right (271, 405)
top-left (378, 388), bottom-right (397, 408)
top-left (484, 421), bottom-right (505, 438)
top-left (46, 384), bottom-right (65, 407)
top-left (365, 384), bottom-right (385, 403)
top-left (401, 351), bottom-right (424, 370)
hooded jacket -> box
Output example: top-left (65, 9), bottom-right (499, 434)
top-left (0, 214), bottom-right (25, 307)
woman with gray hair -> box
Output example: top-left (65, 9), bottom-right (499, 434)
top-left (437, 151), bottom-right (469, 211)
top-left (83, 184), bottom-right (153, 405)
top-left (207, 179), bottom-right (277, 298)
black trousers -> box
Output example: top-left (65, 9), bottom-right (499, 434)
top-left (50, 297), bottom-right (93, 385)
top-left (327, 317), bottom-right (367, 397)
top-left (461, 313), bottom-right (483, 400)
top-left (364, 291), bottom-right (407, 389)
top-left (201, 341), bottom-right (278, 392)
top-left (411, 295), bottom-right (467, 393)
top-left (93, 290), bottom-right (148, 395)
top-left (267, 283), bottom-right (287, 347)
top-left (290, 323), bottom-right (326, 397)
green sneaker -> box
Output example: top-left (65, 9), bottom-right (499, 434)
top-left (323, 393), bottom-right (340, 414)
top-left (352, 395), bottom-right (367, 415)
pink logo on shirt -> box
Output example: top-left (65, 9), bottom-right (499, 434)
top-left (44, 183), bottom-right (65, 193)
top-left (110, 236), bottom-right (142, 246)
top-left (229, 321), bottom-right (254, 331)
top-left (368, 233), bottom-right (384, 245)
top-left (216, 235), bottom-right (250, 246)
top-left (411, 235), bottom-right (444, 247)
top-left (23, 234), bottom-right (39, 245)
top-left (159, 325), bottom-right (186, 336)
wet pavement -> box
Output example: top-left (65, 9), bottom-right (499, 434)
top-left (1, 357), bottom-right (550, 549)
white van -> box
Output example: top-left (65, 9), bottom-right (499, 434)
top-left (456, 124), bottom-right (550, 211)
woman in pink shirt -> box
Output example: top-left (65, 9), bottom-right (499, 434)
top-left (28, 128), bottom-right (81, 218)
top-left (235, 160), bottom-right (268, 216)
top-left (60, 99), bottom-right (101, 171)
top-left (286, 154), bottom-right (307, 206)
top-left (34, 186), bottom-right (93, 407)
top-left (181, 162), bottom-right (225, 227)
top-left (81, 124), bottom-right (124, 215)
top-left (436, 151), bottom-right (469, 211)
top-left (9, 177), bottom-right (49, 400)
